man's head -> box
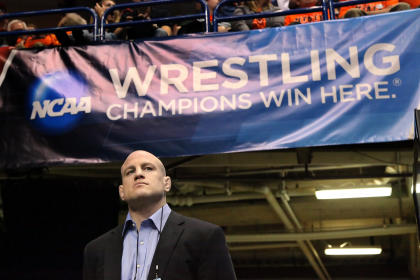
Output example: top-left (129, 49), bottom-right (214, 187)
top-left (289, 0), bottom-right (319, 9)
top-left (57, 13), bottom-right (87, 27)
top-left (101, 0), bottom-right (116, 9)
top-left (7, 19), bottom-right (27, 31)
top-left (119, 150), bottom-right (171, 209)
top-left (0, 3), bottom-right (8, 31)
top-left (207, 0), bottom-right (220, 10)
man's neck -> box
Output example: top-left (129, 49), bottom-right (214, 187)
top-left (128, 200), bottom-right (166, 231)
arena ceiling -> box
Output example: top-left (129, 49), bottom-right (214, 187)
top-left (6, 141), bottom-right (415, 279)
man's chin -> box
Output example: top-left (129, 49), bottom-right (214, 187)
top-left (126, 193), bottom-right (164, 206)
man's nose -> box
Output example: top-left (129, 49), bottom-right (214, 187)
top-left (134, 168), bottom-right (145, 179)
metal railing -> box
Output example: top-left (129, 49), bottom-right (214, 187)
top-left (100, 0), bottom-right (209, 40)
top-left (213, 0), bottom-right (330, 32)
top-left (0, 7), bottom-right (98, 41)
top-left (328, 0), bottom-right (398, 19)
top-left (0, 0), bottom-right (409, 44)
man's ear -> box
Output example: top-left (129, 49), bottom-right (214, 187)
top-left (118, 184), bottom-right (126, 201)
top-left (163, 176), bottom-right (171, 193)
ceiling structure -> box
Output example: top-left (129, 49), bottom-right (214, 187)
top-left (15, 141), bottom-right (416, 279)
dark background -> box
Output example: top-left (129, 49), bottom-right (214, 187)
top-left (0, 178), bottom-right (120, 280)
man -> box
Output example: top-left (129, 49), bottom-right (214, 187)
top-left (94, 0), bottom-right (119, 24)
top-left (118, 0), bottom-right (173, 39)
top-left (338, 0), bottom-right (410, 18)
top-left (177, 0), bottom-right (231, 35)
top-left (83, 150), bottom-right (237, 280)
top-left (284, 0), bottom-right (323, 26)
top-left (5, 19), bottom-right (28, 47)
top-left (0, 3), bottom-right (8, 46)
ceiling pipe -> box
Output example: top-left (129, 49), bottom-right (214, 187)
top-left (229, 243), bottom-right (299, 251)
top-left (261, 187), bottom-right (331, 280)
top-left (167, 193), bottom-right (265, 206)
top-left (167, 186), bottom-right (321, 206)
top-left (213, 164), bottom-right (392, 176)
top-left (226, 224), bottom-right (417, 243)
top-left (277, 191), bottom-right (331, 280)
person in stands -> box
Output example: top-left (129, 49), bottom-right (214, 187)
top-left (0, 3), bottom-right (8, 46)
top-left (284, 0), bottom-right (323, 25)
top-left (5, 19), bottom-right (28, 47)
top-left (231, 0), bottom-right (284, 32)
top-left (94, 0), bottom-right (120, 25)
top-left (56, 13), bottom-right (90, 44)
top-left (177, 0), bottom-right (231, 35)
top-left (93, 0), bottom-right (121, 39)
top-left (117, 0), bottom-right (174, 40)
top-left (275, 0), bottom-right (290, 10)
top-left (338, 0), bottom-right (410, 18)
top-left (17, 23), bottom-right (60, 48)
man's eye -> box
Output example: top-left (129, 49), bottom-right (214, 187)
top-left (126, 170), bottom-right (134, 175)
top-left (144, 166), bottom-right (153, 171)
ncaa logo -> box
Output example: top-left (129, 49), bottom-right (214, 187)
top-left (27, 71), bottom-right (91, 134)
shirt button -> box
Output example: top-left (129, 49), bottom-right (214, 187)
top-left (137, 264), bottom-right (140, 268)
top-left (140, 241), bottom-right (144, 245)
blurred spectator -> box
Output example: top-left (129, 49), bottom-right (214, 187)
top-left (57, 12), bottom-right (118, 44)
top-left (338, 0), bottom-right (410, 18)
top-left (275, 0), bottom-right (290, 10)
top-left (284, 0), bottom-right (323, 25)
top-left (0, 3), bottom-right (8, 46)
top-left (94, 0), bottom-right (120, 24)
top-left (6, 19), bottom-right (26, 31)
top-left (57, 12), bottom-right (89, 44)
top-left (0, 3), bottom-right (7, 31)
top-left (218, 1), bottom-right (243, 16)
top-left (402, 0), bottom-right (420, 7)
top-left (94, 0), bottom-right (122, 40)
top-left (231, 0), bottom-right (284, 31)
top-left (177, 0), bottom-right (231, 35)
top-left (58, 12), bottom-right (87, 27)
top-left (118, 0), bottom-right (173, 40)
top-left (6, 19), bottom-right (27, 47)
top-left (16, 23), bottom-right (60, 48)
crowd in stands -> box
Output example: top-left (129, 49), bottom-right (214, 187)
top-left (0, 0), bottom-right (418, 48)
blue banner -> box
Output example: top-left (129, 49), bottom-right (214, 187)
top-left (0, 9), bottom-right (419, 168)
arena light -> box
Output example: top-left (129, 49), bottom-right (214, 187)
top-left (325, 247), bottom-right (382, 255)
top-left (315, 186), bottom-right (392, 199)
top-left (411, 183), bottom-right (420, 194)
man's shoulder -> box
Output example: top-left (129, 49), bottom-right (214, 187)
top-left (170, 211), bottom-right (222, 232)
top-left (85, 224), bottom-right (123, 250)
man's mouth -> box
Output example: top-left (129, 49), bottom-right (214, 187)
top-left (134, 181), bottom-right (147, 187)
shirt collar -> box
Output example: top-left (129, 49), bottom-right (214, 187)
top-left (122, 204), bottom-right (171, 237)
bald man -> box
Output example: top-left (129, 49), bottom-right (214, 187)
top-left (83, 151), bottom-right (237, 280)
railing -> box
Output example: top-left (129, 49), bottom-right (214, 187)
top-left (213, 0), bottom-right (330, 32)
top-left (328, 0), bottom-right (398, 19)
top-left (0, 0), bottom-right (410, 43)
top-left (100, 0), bottom-right (209, 40)
top-left (0, 7), bottom-right (98, 41)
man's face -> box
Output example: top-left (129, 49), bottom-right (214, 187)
top-left (0, 11), bottom-right (8, 31)
top-left (10, 22), bottom-right (25, 31)
top-left (207, 0), bottom-right (219, 10)
top-left (119, 151), bottom-right (171, 205)
top-left (102, 0), bottom-right (116, 9)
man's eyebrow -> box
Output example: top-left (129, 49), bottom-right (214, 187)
top-left (142, 161), bottom-right (156, 166)
top-left (122, 165), bottom-right (135, 173)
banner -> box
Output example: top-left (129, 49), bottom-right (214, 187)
top-left (0, 9), bottom-right (419, 168)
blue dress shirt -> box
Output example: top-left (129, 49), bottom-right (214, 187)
top-left (121, 204), bottom-right (171, 280)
